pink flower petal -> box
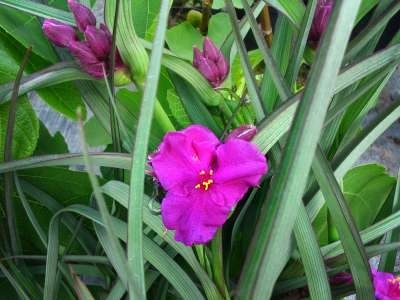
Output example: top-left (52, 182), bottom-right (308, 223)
top-left (161, 191), bottom-right (231, 246)
top-left (151, 125), bottom-right (219, 194)
top-left (214, 139), bottom-right (267, 187)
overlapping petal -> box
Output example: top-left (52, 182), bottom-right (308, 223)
top-left (214, 139), bottom-right (267, 186)
top-left (372, 269), bottom-right (400, 300)
top-left (151, 125), bottom-right (219, 194)
top-left (161, 192), bottom-right (231, 246)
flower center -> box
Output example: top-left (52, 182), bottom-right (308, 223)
top-left (195, 169), bottom-right (214, 191)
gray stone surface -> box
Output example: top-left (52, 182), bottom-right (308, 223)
top-left (357, 66), bottom-right (400, 175)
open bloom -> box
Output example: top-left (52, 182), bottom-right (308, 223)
top-left (150, 125), bottom-right (267, 246)
top-left (309, 0), bottom-right (334, 48)
top-left (193, 37), bottom-right (229, 88)
top-left (42, 0), bottom-right (128, 80)
top-left (372, 269), bottom-right (400, 300)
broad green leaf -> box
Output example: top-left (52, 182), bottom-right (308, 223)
top-left (0, 28), bottom-right (87, 119)
top-left (84, 116), bottom-right (112, 147)
top-left (341, 164), bottom-right (395, 231)
top-left (208, 13), bottom-right (233, 47)
top-left (0, 6), bottom-right (58, 63)
top-left (165, 21), bottom-right (203, 61)
top-left (0, 97), bottom-right (39, 161)
top-left (131, 0), bottom-right (162, 39)
top-left (34, 123), bottom-right (68, 155)
top-left (36, 83), bottom-right (87, 120)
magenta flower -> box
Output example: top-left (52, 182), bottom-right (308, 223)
top-left (372, 269), bottom-right (400, 300)
top-left (193, 37), bottom-right (229, 88)
top-left (309, 0), bottom-right (334, 48)
top-left (150, 125), bottom-right (267, 246)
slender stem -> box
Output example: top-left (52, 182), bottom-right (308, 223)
top-left (200, 0), bottom-right (213, 35)
top-left (210, 229), bottom-right (230, 299)
top-left (3, 47), bottom-right (31, 257)
top-left (109, 0), bottom-right (123, 180)
top-left (259, 5), bottom-right (273, 47)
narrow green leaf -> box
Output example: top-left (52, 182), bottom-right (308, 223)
top-left (237, 1), bottom-right (362, 298)
top-left (312, 148), bottom-right (374, 298)
top-left (224, 0), bottom-right (265, 121)
top-left (126, 1), bottom-right (170, 298)
top-left (0, 0), bottom-right (74, 25)
top-left (263, 0), bottom-right (305, 27)
top-left (101, 180), bottom-right (223, 300)
top-left (293, 204), bottom-right (331, 299)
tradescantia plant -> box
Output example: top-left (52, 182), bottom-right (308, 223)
top-left (0, 0), bottom-right (399, 299)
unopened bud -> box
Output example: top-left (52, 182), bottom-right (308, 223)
top-left (329, 272), bottom-right (353, 285)
top-left (68, 0), bottom-right (96, 32)
top-left (193, 37), bottom-right (229, 88)
top-left (186, 10), bottom-right (202, 28)
top-left (42, 19), bottom-right (77, 47)
top-left (226, 125), bottom-right (257, 142)
top-left (85, 25), bottom-right (111, 59)
top-left (68, 40), bottom-right (99, 64)
top-left (309, 0), bottom-right (334, 48)
top-left (203, 37), bottom-right (220, 62)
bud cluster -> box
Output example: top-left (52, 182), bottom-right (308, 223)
top-left (309, 0), bottom-right (334, 48)
top-left (193, 37), bottom-right (229, 88)
top-left (42, 0), bottom-right (127, 79)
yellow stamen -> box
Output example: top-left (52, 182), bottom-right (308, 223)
top-left (195, 183), bottom-right (201, 189)
top-left (202, 179), bottom-right (213, 191)
top-left (199, 170), bottom-right (206, 175)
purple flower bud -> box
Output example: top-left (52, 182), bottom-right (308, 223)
top-left (226, 125), bottom-right (257, 142)
top-left (193, 38), bottom-right (229, 88)
top-left (193, 47), bottom-right (219, 86)
top-left (329, 272), bottom-right (353, 285)
top-left (68, 0), bottom-right (96, 32)
top-left (68, 40), bottom-right (99, 64)
top-left (216, 55), bottom-right (229, 82)
top-left (203, 37), bottom-right (220, 62)
top-left (42, 19), bottom-right (77, 47)
top-left (100, 23), bottom-right (112, 44)
top-left (84, 25), bottom-right (111, 59)
top-left (68, 40), bottom-right (106, 78)
top-left (81, 62), bottom-right (106, 78)
top-left (309, 0), bottom-right (334, 48)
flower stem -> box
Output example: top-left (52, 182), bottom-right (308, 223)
top-left (200, 0), bottom-right (213, 35)
top-left (210, 229), bottom-right (231, 299)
